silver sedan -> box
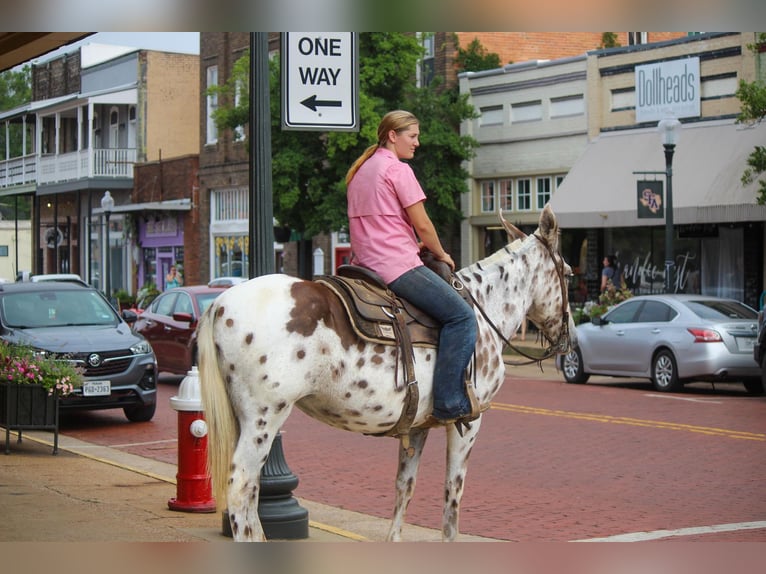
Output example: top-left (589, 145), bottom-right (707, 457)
top-left (558, 294), bottom-right (762, 394)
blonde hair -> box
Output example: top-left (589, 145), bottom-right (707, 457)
top-left (345, 110), bottom-right (419, 185)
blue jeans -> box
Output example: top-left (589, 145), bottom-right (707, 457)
top-left (389, 265), bottom-right (477, 419)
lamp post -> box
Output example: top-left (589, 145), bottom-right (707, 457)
top-left (658, 117), bottom-right (681, 293)
top-left (101, 191), bottom-right (114, 301)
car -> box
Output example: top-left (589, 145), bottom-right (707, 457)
top-left (133, 285), bottom-right (227, 375)
top-left (17, 272), bottom-right (90, 287)
top-left (558, 294), bottom-right (762, 394)
top-left (207, 276), bottom-right (247, 288)
top-left (755, 310), bottom-right (766, 394)
top-left (0, 281), bottom-right (158, 421)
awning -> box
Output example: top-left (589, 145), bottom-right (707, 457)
top-left (549, 119), bottom-right (766, 228)
top-left (92, 199), bottom-right (191, 215)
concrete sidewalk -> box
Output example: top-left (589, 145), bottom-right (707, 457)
top-left (0, 350), bottom-right (557, 543)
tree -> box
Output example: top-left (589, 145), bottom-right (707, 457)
top-left (0, 65), bottom-right (32, 159)
top-left (210, 33), bottom-right (478, 257)
top-left (599, 33), bottom-right (621, 49)
top-left (736, 33), bottom-right (766, 204)
top-left (454, 37), bottom-right (503, 73)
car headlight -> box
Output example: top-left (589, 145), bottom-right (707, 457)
top-left (130, 340), bottom-right (153, 355)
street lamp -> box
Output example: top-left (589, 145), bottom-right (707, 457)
top-left (658, 117), bottom-right (681, 293)
top-left (101, 191), bottom-right (114, 301)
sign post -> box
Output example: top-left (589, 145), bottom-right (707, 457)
top-left (281, 32), bottom-right (359, 132)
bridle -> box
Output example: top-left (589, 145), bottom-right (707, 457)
top-left (456, 233), bottom-right (571, 368)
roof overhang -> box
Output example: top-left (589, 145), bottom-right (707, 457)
top-left (0, 33), bottom-right (92, 73)
top-left (549, 119), bottom-right (766, 229)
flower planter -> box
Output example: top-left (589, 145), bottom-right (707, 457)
top-left (0, 382), bottom-right (59, 455)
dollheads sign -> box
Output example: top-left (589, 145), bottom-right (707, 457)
top-left (281, 33), bottom-right (359, 132)
top-left (635, 57), bottom-right (700, 123)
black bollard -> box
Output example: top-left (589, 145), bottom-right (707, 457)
top-left (222, 432), bottom-right (309, 540)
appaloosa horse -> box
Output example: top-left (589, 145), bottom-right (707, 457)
top-left (198, 205), bottom-right (574, 542)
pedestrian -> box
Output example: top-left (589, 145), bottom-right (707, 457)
top-left (600, 254), bottom-right (618, 292)
top-left (165, 265), bottom-right (182, 290)
top-left (345, 110), bottom-right (478, 426)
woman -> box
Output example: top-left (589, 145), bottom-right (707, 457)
top-left (600, 254), bottom-right (617, 292)
top-left (345, 110), bottom-right (478, 425)
top-left (165, 265), bottom-right (182, 290)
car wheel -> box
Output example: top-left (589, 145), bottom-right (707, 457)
top-left (124, 401), bottom-right (157, 422)
top-left (562, 347), bottom-right (589, 384)
top-left (651, 349), bottom-right (681, 392)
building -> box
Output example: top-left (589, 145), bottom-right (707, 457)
top-left (0, 42), bottom-right (199, 295)
top-left (461, 32), bottom-right (765, 309)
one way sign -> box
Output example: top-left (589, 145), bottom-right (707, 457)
top-left (281, 32), bottom-right (359, 132)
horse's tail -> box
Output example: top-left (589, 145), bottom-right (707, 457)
top-left (197, 305), bottom-right (236, 508)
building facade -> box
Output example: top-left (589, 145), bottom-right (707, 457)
top-left (0, 43), bottom-right (199, 296)
top-left (461, 32), bottom-right (765, 309)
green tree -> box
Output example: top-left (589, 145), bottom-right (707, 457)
top-left (736, 33), bottom-right (766, 204)
top-left (454, 37), bottom-right (503, 73)
top-left (210, 33), bottom-right (478, 257)
top-left (0, 65), bottom-right (32, 159)
top-left (599, 33), bottom-right (621, 49)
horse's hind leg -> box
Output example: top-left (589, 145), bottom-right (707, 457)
top-left (442, 417), bottom-right (482, 541)
top-left (226, 410), bottom-right (292, 541)
top-left (386, 427), bottom-right (429, 542)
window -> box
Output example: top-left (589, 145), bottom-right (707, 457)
top-left (480, 105), bottom-right (503, 126)
top-left (628, 32), bottom-right (647, 45)
top-left (516, 179), bottom-right (531, 211)
top-left (511, 101), bottom-right (542, 123)
top-left (481, 180), bottom-right (495, 213)
top-left (536, 177), bottom-right (552, 209)
top-left (213, 188), bottom-right (248, 221)
top-left (418, 33), bottom-right (435, 88)
top-left (499, 179), bottom-right (513, 211)
top-left (550, 95), bottom-right (584, 118)
top-left (206, 65), bottom-right (219, 145)
top-left (0, 246), bottom-right (7, 257)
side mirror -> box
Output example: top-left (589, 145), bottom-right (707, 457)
top-left (591, 315), bottom-right (605, 326)
top-left (172, 312), bottom-right (194, 324)
top-left (121, 309), bottom-right (138, 324)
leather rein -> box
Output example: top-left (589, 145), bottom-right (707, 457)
top-left (454, 233), bottom-right (571, 368)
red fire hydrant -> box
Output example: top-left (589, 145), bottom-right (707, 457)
top-left (168, 366), bottom-right (216, 513)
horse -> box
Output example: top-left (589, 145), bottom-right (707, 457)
top-left (198, 204), bottom-right (575, 542)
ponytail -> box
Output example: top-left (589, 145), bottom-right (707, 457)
top-left (345, 144), bottom-right (379, 186)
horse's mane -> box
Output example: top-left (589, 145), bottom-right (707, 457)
top-left (464, 236), bottom-right (525, 273)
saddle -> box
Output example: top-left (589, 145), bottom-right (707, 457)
top-left (315, 255), bottom-right (476, 441)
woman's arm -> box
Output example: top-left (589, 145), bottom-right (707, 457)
top-left (405, 201), bottom-right (455, 271)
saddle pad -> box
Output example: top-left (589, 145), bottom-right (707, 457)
top-left (316, 275), bottom-right (440, 348)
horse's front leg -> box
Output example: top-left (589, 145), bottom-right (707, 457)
top-left (386, 427), bottom-right (429, 541)
top-left (227, 409), bottom-right (293, 541)
top-left (442, 416), bottom-right (482, 541)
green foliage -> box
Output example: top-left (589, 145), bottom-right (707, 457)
top-left (209, 33), bottom-right (479, 249)
top-left (455, 37), bottom-right (503, 72)
top-left (0, 341), bottom-right (83, 396)
top-left (599, 33), bottom-right (620, 49)
top-left (736, 33), bottom-right (766, 204)
top-left (577, 279), bottom-right (633, 324)
top-left (0, 66), bottom-right (32, 162)
top-left (136, 282), bottom-right (160, 310)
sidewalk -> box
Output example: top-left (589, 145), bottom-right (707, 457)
top-left (0, 349), bottom-right (557, 543)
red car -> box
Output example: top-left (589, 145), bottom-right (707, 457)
top-left (133, 285), bottom-right (227, 375)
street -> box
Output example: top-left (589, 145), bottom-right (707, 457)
top-left (57, 365), bottom-right (766, 542)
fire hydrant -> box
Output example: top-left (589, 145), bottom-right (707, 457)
top-left (168, 366), bottom-right (216, 513)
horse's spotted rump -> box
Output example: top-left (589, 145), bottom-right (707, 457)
top-left (226, 318), bottom-right (234, 328)
top-left (245, 333), bottom-right (254, 345)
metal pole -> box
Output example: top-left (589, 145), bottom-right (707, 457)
top-left (663, 143), bottom-right (676, 293)
top-left (249, 32), bottom-right (274, 278)
top-left (105, 211), bottom-right (111, 299)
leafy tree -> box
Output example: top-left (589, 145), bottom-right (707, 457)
top-left (454, 37), bottom-right (503, 73)
top-left (736, 33), bottom-right (766, 204)
top-left (210, 33), bottom-right (479, 257)
top-left (0, 65), bottom-right (32, 159)
top-left (599, 33), bottom-right (621, 49)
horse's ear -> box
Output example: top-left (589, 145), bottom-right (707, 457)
top-left (498, 207), bottom-right (526, 242)
top-left (538, 204), bottom-right (558, 244)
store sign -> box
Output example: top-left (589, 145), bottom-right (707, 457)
top-left (637, 180), bottom-right (664, 219)
top-left (635, 57), bottom-right (700, 122)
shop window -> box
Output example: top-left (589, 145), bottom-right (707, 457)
top-left (516, 179), bottom-right (531, 211)
top-left (480, 180), bottom-right (495, 213)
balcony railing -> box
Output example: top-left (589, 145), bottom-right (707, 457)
top-left (0, 148), bottom-right (137, 189)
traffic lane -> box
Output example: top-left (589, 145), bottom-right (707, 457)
top-left (278, 374), bottom-right (766, 542)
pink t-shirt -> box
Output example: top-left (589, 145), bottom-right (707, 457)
top-left (347, 147), bottom-right (426, 283)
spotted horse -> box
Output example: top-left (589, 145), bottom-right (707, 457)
top-left (198, 204), bottom-right (575, 542)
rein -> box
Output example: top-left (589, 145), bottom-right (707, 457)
top-left (456, 233), bottom-right (570, 368)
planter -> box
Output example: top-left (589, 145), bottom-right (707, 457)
top-left (0, 382), bottom-right (59, 455)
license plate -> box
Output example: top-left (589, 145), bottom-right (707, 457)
top-left (736, 337), bottom-right (755, 352)
top-left (83, 380), bottom-right (111, 396)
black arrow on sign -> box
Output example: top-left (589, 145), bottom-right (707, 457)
top-left (300, 95), bottom-right (342, 112)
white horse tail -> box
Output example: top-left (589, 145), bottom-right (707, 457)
top-left (197, 305), bottom-right (237, 508)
